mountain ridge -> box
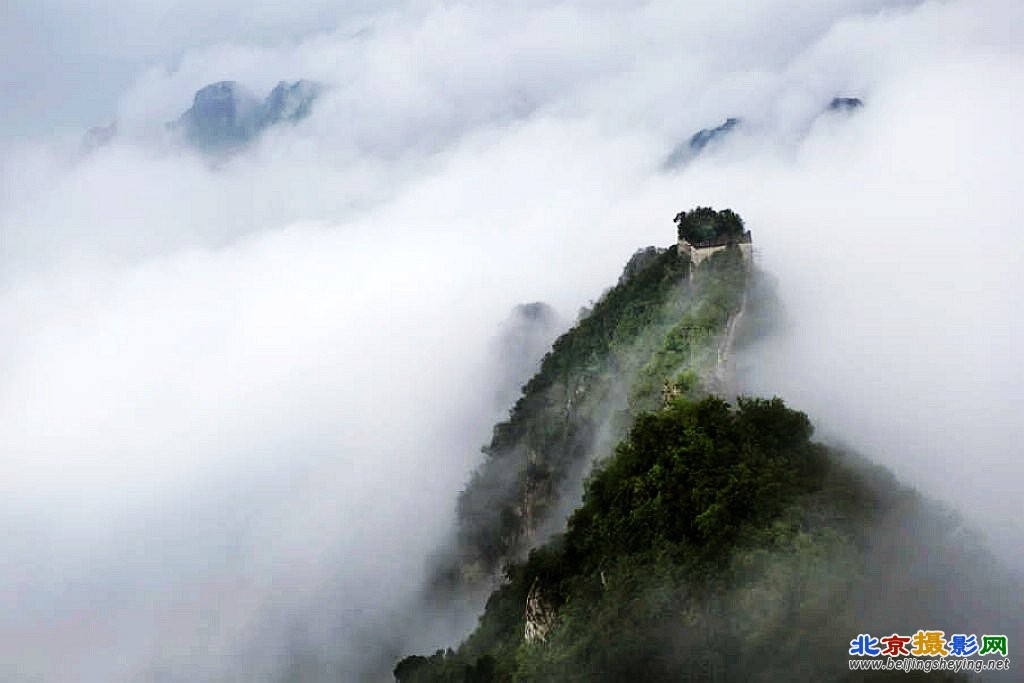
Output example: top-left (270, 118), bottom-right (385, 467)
top-left (393, 209), bottom-right (1018, 682)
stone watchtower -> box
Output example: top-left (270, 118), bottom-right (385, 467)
top-left (678, 230), bottom-right (752, 279)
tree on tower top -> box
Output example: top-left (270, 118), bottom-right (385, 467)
top-left (674, 207), bottom-right (745, 244)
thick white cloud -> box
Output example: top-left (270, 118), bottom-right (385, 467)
top-left (0, 0), bottom-right (1021, 680)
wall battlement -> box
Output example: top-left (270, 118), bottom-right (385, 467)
top-left (678, 230), bottom-right (752, 277)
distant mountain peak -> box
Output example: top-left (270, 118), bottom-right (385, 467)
top-left (664, 117), bottom-right (741, 169)
top-left (260, 80), bottom-right (320, 128)
top-left (176, 81), bottom-right (261, 150)
top-left (173, 79), bottom-right (321, 152)
top-left (688, 117), bottom-right (740, 152)
top-left (828, 96), bottom-right (864, 112)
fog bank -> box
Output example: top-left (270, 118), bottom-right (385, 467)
top-left (0, 0), bottom-right (1021, 680)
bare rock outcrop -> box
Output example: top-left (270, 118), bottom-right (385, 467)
top-left (524, 578), bottom-right (558, 644)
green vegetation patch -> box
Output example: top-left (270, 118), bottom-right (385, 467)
top-left (674, 207), bottom-right (746, 244)
top-left (455, 245), bottom-right (693, 575)
top-left (400, 397), bottom-right (884, 682)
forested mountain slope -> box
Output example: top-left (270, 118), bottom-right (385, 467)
top-left (448, 237), bottom-right (748, 586)
top-left (403, 210), bottom-right (1017, 682)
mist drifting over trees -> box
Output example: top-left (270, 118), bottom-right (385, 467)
top-left (0, 0), bottom-right (1021, 681)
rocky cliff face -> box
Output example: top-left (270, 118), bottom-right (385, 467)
top-left (177, 81), bottom-right (260, 150)
top-left (81, 79), bottom-right (322, 155)
top-left (173, 79), bottom-right (320, 151)
top-left (523, 578), bottom-right (558, 644)
top-left (258, 80), bottom-right (320, 129)
top-left (664, 117), bottom-right (741, 168)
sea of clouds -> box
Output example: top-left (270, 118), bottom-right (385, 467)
top-left (0, 0), bottom-right (1021, 680)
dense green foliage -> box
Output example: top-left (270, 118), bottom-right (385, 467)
top-left (674, 207), bottom-right (745, 244)
top-left (396, 216), bottom-right (1005, 681)
top-left (455, 246), bottom-right (691, 575)
top-left (398, 397), bottom-right (978, 682)
top-left (566, 396), bottom-right (824, 564)
top-left (631, 246), bottom-right (746, 410)
top-left (400, 397), bottom-right (826, 680)
top-left (451, 241), bottom-right (751, 580)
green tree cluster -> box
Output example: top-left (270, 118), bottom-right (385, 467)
top-left (674, 207), bottom-right (745, 244)
top-left (397, 397), bottom-right (904, 682)
top-left (396, 391), bottom-right (989, 682)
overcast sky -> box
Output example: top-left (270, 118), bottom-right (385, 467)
top-left (1, 1), bottom-right (1021, 681)
top-left (0, 0), bottom-right (388, 138)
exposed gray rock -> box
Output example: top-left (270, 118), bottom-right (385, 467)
top-left (176, 81), bottom-right (261, 150)
top-left (258, 80), bottom-right (321, 129)
top-left (81, 79), bottom-right (322, 154)
top-left (664, 117), bottom-right (741, 168)
top-left (524, 577), bottom-right (557, 644)
top-left (172, 79), bottom-right (320, 152)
